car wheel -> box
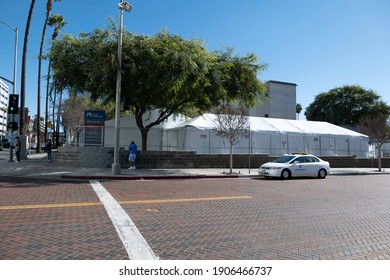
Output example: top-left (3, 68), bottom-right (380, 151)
top-left (281, 169), bottom-right (291, 180)
top-left (318, 169), bottom-right (327, 179)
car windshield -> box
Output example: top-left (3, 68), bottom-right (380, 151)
top-left (273, 155), bottom-right (296, 163)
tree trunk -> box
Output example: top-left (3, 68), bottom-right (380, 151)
top-left (51, 88), bottom-right (57, 148)
top-left (20, 0), bottom-right (36, 135)
top-left (37, 0), bottom-right (52, 152)
top-left (140, 127), bottom-right (149, 151)
top-left (56, 90), bottom-right (63, 148)
top-left (378, 143), bottom-right (382, 172)
top-left (135, 114), bottom-right (150, 151)
top-left (229, 143), bottom-right (233, 174)
top-left (44, 60), bottom-right (51, 144)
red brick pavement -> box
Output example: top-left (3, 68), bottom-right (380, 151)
top-left (2, 175), bottom-right (390, 260)
top-left (0, 177), bottom-right (128, 260)
top-left (102, 175), bottom-right (390, 260)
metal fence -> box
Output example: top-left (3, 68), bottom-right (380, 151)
top-left (66, 126), bottom-right (104, 147)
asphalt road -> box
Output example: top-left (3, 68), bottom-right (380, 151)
top-left (1, 174), bottom-right (390, 260)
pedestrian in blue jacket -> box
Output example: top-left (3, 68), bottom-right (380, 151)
top-left (128, 141), bottom-right (137, 169)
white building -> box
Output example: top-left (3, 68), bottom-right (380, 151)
top-left (0, 79), bottom-right (9, 138)
top-left (249, 80), bottom-right (297, 119)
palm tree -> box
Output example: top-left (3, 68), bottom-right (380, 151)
top-left (44, 14), bottom-right (66, 144)
top-left (20, 0), bottom-right (36, 135)
top-left (55, 89), bottom-right (63, 148)
top-left (36, 0), bottom-right (54, 153)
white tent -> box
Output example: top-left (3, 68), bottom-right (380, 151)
top-left (104, 111), bottom-right (188, 150)
top-left (162, 114), bottom-right (370, 157)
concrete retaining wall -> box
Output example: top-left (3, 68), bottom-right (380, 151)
top-left (57, 146), bottom-right (125, 168)
top-left (57, 147), bottom-right (390, 169)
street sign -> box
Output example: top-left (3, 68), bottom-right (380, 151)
top-left (84, 110), bottom-right (105, 146)
top-left (84, 110), bottom-right (105, 126)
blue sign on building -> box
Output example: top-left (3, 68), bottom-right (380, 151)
top-left (84, 110), bottom-right (105, 126)
top-left (84, 110), bottom-right (105, 146)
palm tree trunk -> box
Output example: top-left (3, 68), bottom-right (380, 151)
top-left (52, 88), bottom-right (57, 148)
top-left (20, 0), bottom-right (36, 135)
top-left (46, 13), bottom-right (66, 144)
top-left (44, 60), bottom-right (51, 143)
top-left (56, 90), bottom-right (63, 148)
top-left (37, 0), bottom-right (52, 153)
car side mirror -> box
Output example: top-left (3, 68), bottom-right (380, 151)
top-left (294, 161), bottom-right (300, 165)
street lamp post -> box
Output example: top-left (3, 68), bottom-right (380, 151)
top-left (0, 20), bottom-right (18, 162)
top-left (112, 1), bottom-right (132, 175)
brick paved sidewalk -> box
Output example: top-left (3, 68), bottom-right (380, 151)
top-left (0, 177), bottom-right (128, 260)
top-left (105, 176), bottom-right (390, 260)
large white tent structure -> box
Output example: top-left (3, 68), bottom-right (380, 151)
top-left (162, 114), bottom-right (370, 157)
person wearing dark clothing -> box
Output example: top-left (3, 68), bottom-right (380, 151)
top-left (46, 139), bottom-right (53, 162)
top-left (15, 137), bottom-right (21, 162)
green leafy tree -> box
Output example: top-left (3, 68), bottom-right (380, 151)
top-left (49, 28), bottom-right (267, 150)
top-left (305, 85), bottom-right (390, 126)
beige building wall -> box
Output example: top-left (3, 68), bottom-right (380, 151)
top-left (249, 80), bottom-right (297, 120)
top-left (0, 80), bottom-right (9, 137)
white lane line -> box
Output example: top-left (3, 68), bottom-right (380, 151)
top-left (89, 180), bottom-right (159, 260)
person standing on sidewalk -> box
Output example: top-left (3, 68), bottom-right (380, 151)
top-left (15, 137), bottom-right (21, 162)
top-left (128, 141), bottom-right (137, 169)
top-left (46, 139), bottom-right (53, 162)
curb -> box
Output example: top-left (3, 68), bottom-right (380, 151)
top-left (60, 171), bottom-right (390, 180)
top-left (61, 174), bottom-right (243, 180)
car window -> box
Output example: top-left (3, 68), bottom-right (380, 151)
top-left (297, 157), bottom-right (307, 163)
top-left (274, 155), bottom-right (296, 163)
top-left (306, 156), bottom-right (319, 163)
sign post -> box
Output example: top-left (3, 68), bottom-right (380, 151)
top-left (84, 110), bottom-right (105, 146)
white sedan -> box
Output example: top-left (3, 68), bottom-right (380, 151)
top-left (258, 154), bottom-right (331, 179)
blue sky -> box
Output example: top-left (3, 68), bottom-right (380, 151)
top-left (1, 0), bottom-right (389, 119)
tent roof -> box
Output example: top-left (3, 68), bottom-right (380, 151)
top-left (166, 113), bottom-right (368, 138)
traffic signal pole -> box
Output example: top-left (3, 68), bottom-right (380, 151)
top-left (8, 113), bottom-right (14, 162)
top-left (7, 95), bottom-right (19, 162)
top-left (0, 20), bottom-right (18, 162)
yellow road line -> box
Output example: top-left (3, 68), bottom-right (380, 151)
top-left (0, 196), bottom-right (251, 211)
top-left (0, 201), bottom-right (102, 210)
top-left (119, 196), bottom-right (251, 205)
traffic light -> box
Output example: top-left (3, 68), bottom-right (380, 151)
top-left (8, 94), bottom-right (19, 114)
top-left (7, 122), bottom-right (18, 131)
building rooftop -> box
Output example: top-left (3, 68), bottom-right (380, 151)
top-left (266, 80), bottom-right (298, 87)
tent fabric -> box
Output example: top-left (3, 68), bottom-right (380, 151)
top-left (178, 114), bottom-right (367, 137)
top-left (162, 114), bottom-right (369, 157)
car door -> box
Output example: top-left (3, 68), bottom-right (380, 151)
top-left (302, 156), bottom-right (319, 176)
top-left (291, 156), bottom-right (307, 176)
top-left (293, 156), bottom-right (316, 176)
